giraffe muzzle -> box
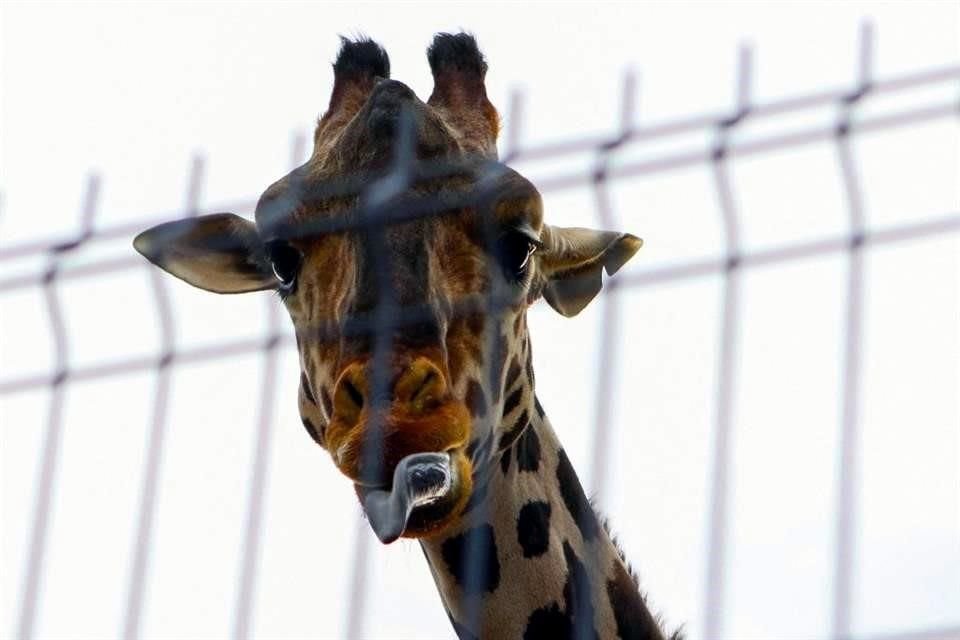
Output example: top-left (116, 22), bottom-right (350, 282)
top-left (332, 357), bottom-right (449, 429)
top-left (361, 451), bottom-right (455, 543)
top-left (325, 356), bottom-right (475, 538)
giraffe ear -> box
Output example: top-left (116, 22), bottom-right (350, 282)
top-left (133, 213), bottom-right (277, 294)
top-left (537, 225), bottom-right (642, 317)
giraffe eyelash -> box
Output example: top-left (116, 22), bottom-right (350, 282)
top-left (266, 239), bottom-right (303, 297)
top-left (494, 229), bottom-right (540, 285)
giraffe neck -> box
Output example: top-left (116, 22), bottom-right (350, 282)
top-left (419, 401), bottom-right (667, 639)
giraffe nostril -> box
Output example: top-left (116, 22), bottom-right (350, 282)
top-left (395, 358), bottom-right (447, 414)
top-left (411, 370), bottom-right (435, 402)
top-left (334, 358), bottom-right (450, 423)
top-left (333, 364), bottom-right (367, 424)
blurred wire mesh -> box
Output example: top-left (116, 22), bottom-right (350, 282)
top-left (2, 24), bottom-right (959, 640)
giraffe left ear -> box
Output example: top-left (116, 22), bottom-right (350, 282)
top-left (537, 226), bottom-right (642, 317)
top-left (133, 213), bottom-right (277, 294)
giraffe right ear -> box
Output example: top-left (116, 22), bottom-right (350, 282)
top-left (537, 225), bottom-right (643, 317)
top-left (133, 213), bottom-right (277, 294)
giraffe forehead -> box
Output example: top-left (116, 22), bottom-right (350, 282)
top-left (252, 146), bottom-right (544, 260)
top-left (293, 213), bottom-right (488, 299)
top-left (287, 190), bottom-right (541, 307)
top-left (315, 78), bottom-right (466, 176)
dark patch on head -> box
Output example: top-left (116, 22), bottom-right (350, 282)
top-left (301, 417), bottom-right (323, 446)
top-left (606, 561), bottom-right (665, 640)
top-left (441, 524), bottom-right (501, 595)
top-left (447, 610), bottom-right (479, 640)
top-left (523, 541), bottom-right (597, 640)
top-left (505, 357), bottom-right (522, 392)
top-left (516, 418), bottom-right (541, 473)
top-left (319, 386), bottom-right (334, 418)
top-left (525, 347), bottom-right (535, 389)
top-left (465, 379), bottom-right (487, 419)
top-left (534, 395), bottom-right (546, 419)
top-left (333, 36), bottom-right (390, 79)
top-left (427, 32), bottom-right (487, 76)
top-left (517, 500), bottom-right (551, 558)
top-left (499, 450), bottom-right (512, 475)
top-left (399, 317), bottom-right (444, 351)
top-left (501, 386), bottom-right (523, 420)
top-left (466, 312), bottom-right (485, 336)
top-left (300, 372), bottom-right (317, 404)
top-left (556, 449), bottom-right (600, 542)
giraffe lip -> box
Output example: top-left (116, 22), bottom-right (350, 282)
top-left (360, 451), bottom-right (455, 544)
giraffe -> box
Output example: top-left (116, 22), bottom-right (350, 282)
top-left (134, 33), bottom-right (679, 640)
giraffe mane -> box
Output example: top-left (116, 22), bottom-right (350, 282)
top-left (594, 504), bottom-right (687, 640)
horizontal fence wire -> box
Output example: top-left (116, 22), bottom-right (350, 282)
top-left (3, 22), bottom-right (959, 640)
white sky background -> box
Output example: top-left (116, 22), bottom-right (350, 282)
top-left (1, 2), bottom-right (958, 639)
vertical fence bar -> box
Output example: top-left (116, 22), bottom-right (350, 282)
top-left (831, 22), bottom-right (873, 640)
top-left (15, 175), bottom-right (100, 640)
top-left (702, 44), bottom-right (750, 640)
top-left (231, 301), bottom-right (282, 640)
top-left (16, 270), bottom-right (68, 640)
top-left (572, 70), bottom-right (636, 640)
top-left (344, 514), bottom-right (372, 640)
top-left (587, 68), bottom-right (636, 505)
top-left (185, 154), bottom-right (207, 218)
top-left (488, 98), bottom-right (530, 630)
top-left (462, 159), bottom-right (516, 635)
top-left (343, 111), bottom-right (415, 640)
top-left (501, 90), bottom-right (524, 162)
top-left (120, 267), bottom-right (174, 640)
top-left (457, 87), bottom-right (533, 632)
top-left (122, 153), bottom-right (205, 640)
top-left (701, 155), bottom-right (742, 640)
top-left (232, 134), bottom-right (306, 640)
top-left (461, 257), bottom-right (497, 635)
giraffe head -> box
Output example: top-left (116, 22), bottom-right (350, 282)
top-left (133, 33), bottom-right (641, 543)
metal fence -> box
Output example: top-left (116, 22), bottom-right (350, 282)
top-left (3, 23), bottom-right (959, 640)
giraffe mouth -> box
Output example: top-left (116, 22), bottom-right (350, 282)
top-left (360, 451), bottom-right (457, 543)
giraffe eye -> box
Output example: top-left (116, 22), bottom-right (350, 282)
top-left (267, 240), bottom-right (302, 291)
top-left (494, 229), bottom-right (540, 284)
